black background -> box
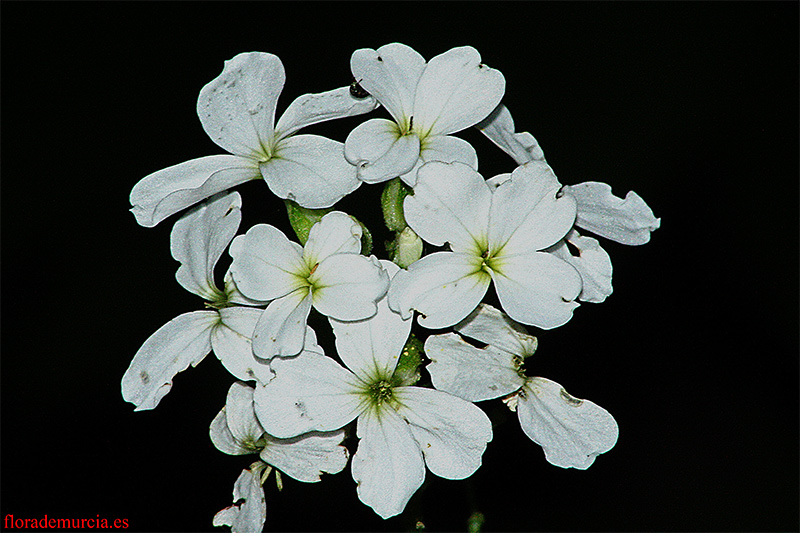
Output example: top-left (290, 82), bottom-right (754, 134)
top-left (2, 2), bottom-right (797, 532)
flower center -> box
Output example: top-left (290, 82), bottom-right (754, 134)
top-left (367, 379), bottom-right (394, 406)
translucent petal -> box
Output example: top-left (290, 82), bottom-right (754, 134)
top-left (228, 224), bottom-right (306, 302)
top-left (261, 134), bottom-right (361, 208)
top-left (225, 382), bottom-right (265, 445)
top-left (547, 229), bottom-right (613, 303)
top-left (251, 289), bottom-right (313, 359)
top-left (476, 104), bottom-right (546, 164)
top-left (350, 43), bottom-right (426, 123)
top-left (344, 118), bottom-right (420, 184)
top-left (303, 211), bottom-right (362, 265)
top-left (253, 352), bottom-right (362, 438)
top-left (212, 307), bottom-right (273, 385)
top-left (404, 161), bottom-right (491, 254)
top-left (312, 254), bottom-right (389, 321)
top-left (565, 181), bottom-right (661, 245)
top-left (454, 303), bottom-right (537, 357)
top-left (413, 46), bottom-right (505, 135)
top-left (209, 407), bottom-right (249, 455)
top-left (212, 469), bottom-right (266, 533)
top-left (260, 429), bottom-right (349, 483)
top-left (330, 261), bottom-right (410, 380)
top-left (198, 52), bottom-right (284, 158)
top-left (488, 161), bottom-right (576, 255)
top-left (490, 252), bottom-right (582, 330)
top-left (352, 407), bottom-right (425, 519)
top-left (425, 333), bottom-right (524, 402)
top-left (396, 386), bottom-right (492, 479)
top-left (518, 377), bottom-right (619, 469)
top-left (129, 155), bottom-right (259, 228)
top-left (171, 191), bottom-right (242, 300)
top-left (121, 311), bottom-right (217, 411)
top-left (275, 86), bottom-right (378, 139)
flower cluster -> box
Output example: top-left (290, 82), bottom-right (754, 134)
top-left (123, 43), bottom-right (659, 531)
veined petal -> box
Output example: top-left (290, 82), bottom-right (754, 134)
top-left (404, 161), bottom-right (492, 254)
top-left (229, 224), bottom-right (306, 302)
top-left (425, 332), bottom-right (525, 402)
top-left (476, 104), bottom-right (546, 164)
top-left (260, 430), bottom-right (349, 483)
top-left (303, 211), bottom-right (362, 265)
top-left (130, 155), bottom-right (259, 228)
top-left (398, 134), bottom-right (479, 187)
top-left (224, 382), bottom-right (265, 447)
top-left (351, 43), bottom-right (426, 123)
top-left (455, 303), bottom-right (538, 357)
top-left (171, 191), bottom-right (242, 300)
top-left (491, 252), bottom-right (582, 330)
top-left (198, 52), bottom-right (283, 159)
top-left (344, 118), bottom-right (421, 184)
top-left (223, 269), bottom-right (271, 307)
top-left (547, 230), bottom-right (613, 303)
top-left (209, 408), bottom-right (249, 455)
top-left (212, 307), bottom-right (273, 385)
top-left (395, 387), bottom-right (492, 480)
top-left (275, 86), bottom-right (378, 139)
top-left (261, 134), bottom-right (361, 208)
top-left (413, 46), bottom-right (505, 136)
top-left (352, 407), bottom-right (425, 519)
top-left (564, 182), bottom-right (661, 245)
top-left (388, 252), bottom-right (490, 329)
top-left (254, 352), bottom-right (363, 438)
top-left (312, 254), bottom-right (389, 321)
top-left (121, 311), bottom-right (217, 411)
top-left (488, 161), bottom-right (576, 255)
top-left (251, 289), bottom-right (313, 359)
top-left (330, 261), bottom-right (410, 380)
top-left (212, 469), bottom-right (266, 533)
top-left (519, 377), bottom-right (618, 470)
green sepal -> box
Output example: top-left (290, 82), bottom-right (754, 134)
top-left (284, 200), bottom-right (332, 245)
top-left (381, 178), bottom-right (412, 232)
top-left (392, 333), bottom-right (424, 386)
top-left (391, 227), bottom-right (423, 268)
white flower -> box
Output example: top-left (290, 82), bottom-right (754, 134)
top-left (478, 104), bottom-right (660, 245)
top-left (210, 382), bottom-right (349, 482)
top-left (425, 304), bottom-right (618, 470)
top-left (122, 192), bottom-right (282, 411)
top-left (229, 211), bottom-right (389, 359)
top-left (388, 160), bottom-right (583, 330)
top-left (130, 52), bottom-right (378, 227)
top-left (252, 262), bottom-right (492, 519)
top-left (344, 43), bottom-right (505, 186)
top-left (546, 228), bottom-right (613, 303)
top-left (213, 469), bottom-right (266, 533)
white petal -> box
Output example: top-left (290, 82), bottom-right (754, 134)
top-left (261, 134), bottom-right (361, 208)
top-left (210, 407), bottom-right (250, 455)
top-left (488, 161), bottom-right (576, 254)
top-left (352, 407), bottom-right (425, 519)
top-left (547, 230), bottom-right (613, 303)
top-left (198, 52), bottom-right (283, 159)
top-left (171, 191), bottom-right (242, 300)
top-left (275, 86), bottom-right (378, 139)
top-left (251, 289), bottom-right (313, 359)
top-left (329, 261), bottom-right (410, 380)
top-left (260, 429), bottom-right (349, 483)
top-left (565, 181), bottom-right (661, 245)
top-left (303, 211), bottom-right (362, 265)
top-left (398, 134), bottom-right (479, 187)
top-left (404, 161), bottom-right (492, 254)
top-left (253, 352), bottom-right (362, 438)
top-left (312, 254), bottom-right (389, 321)
top-left (229, 224), bottom-right (306, 302)
top-left (476, 104), bottom-right (546, 164)
top-left (212, 307), bottom-right (273, 385)
top-left (212, 469), bottom-right (266, 533)
top-left (454, 303), bottom-right (537, 357)
top-left (396, 387), bottom-right (492, 479)
top-left (518, 377), bottom-right (619, 469)
top-left (388, 252), bottom-right (490, 329)
top-left (351, 43), bottom-right (426, 123)
top-left (491, 252), bottom-right (582, 330)
top-left (425, 333), bottom-right (524, 402)
top-left (413, 46), bottom-right (505, 135)
top-left (223, 270), bottom-right (271, 307)
top-left (344, 118), bottom-right (421, 184)
top-left (225, 382), bottom-right (265, 445)
top-left (129, 155), bottom-right (259, 228)
top-left (122, 311), bottom-right (217, 411)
